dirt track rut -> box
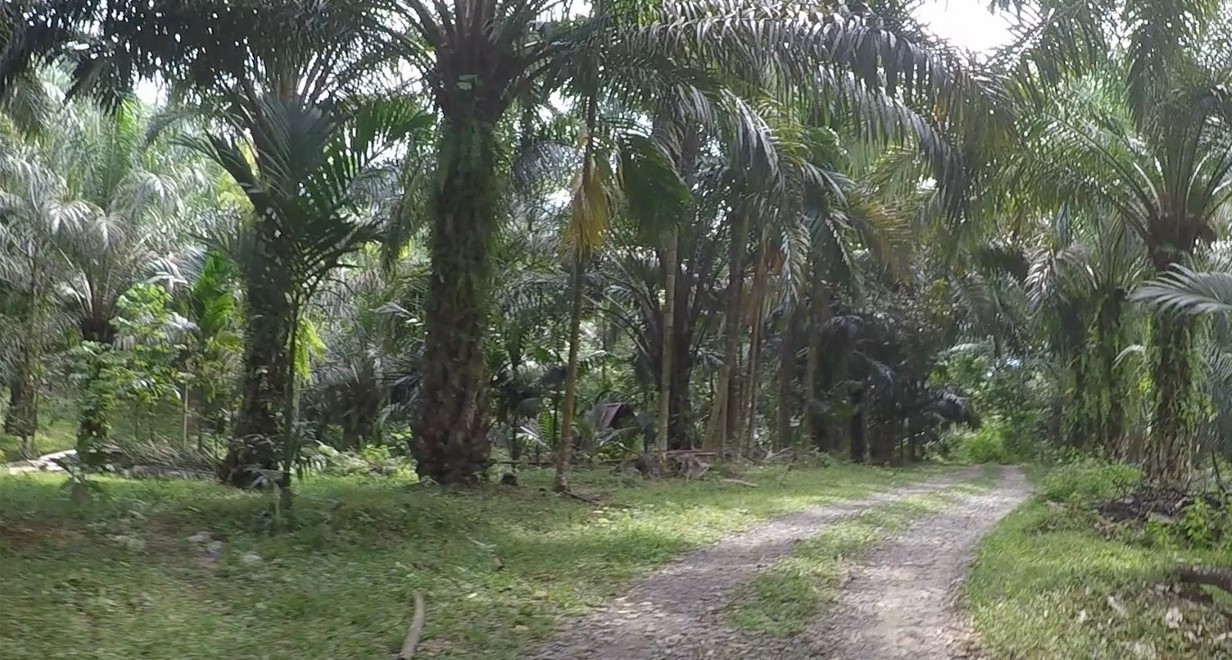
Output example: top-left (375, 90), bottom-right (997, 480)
top-left (530, 466), bottom-right (1030, 660)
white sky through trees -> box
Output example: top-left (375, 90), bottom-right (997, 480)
top-left (917, 0), bottom-right (1013, 52)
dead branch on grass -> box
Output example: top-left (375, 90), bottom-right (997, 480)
top-left (396, 591), bottom-right (425, 660)
top-left (1176, 566), bottom-right (1232, 596)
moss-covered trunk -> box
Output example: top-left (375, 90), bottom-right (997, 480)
top-left (412, 121), bottom-right (499, 485)
top-left (221, 213), bottom-right (293, 488)
top-left (76, 317), bottom-right (117, 466)
top-left (1146, 313), bottom-right (1198, 483)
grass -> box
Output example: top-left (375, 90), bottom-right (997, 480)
top-left (725, 464), bottom-right (1001, 636)
top-left (968, 491), bottom-right (1232, 658)
top-left (0, 461), bottom-right (955, 659)
top-left (1, 417), bottom-right (77, 462)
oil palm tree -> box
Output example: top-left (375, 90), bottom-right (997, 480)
top-left (3, 0), bottom-right (994, 484)
top-left (1008, 23), bottom-right (1232, 480)
top-left (181, 94), bottom-right (433, 487)
top-left (0, 93), bottom-right (198, 461)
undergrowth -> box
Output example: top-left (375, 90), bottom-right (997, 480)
top-left (969, 460), bottom-right (1232, 659)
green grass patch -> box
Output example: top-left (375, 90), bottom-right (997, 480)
top-left (0, 462), bottom-right (955, 659)
top-left (968, 500), bottom-right (1232, 659)
top-left (725, 468), bottom-right (1000, 637)
top-left (1, 417), bottom-right (77, 462)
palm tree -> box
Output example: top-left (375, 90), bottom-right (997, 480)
top-left (0, 101), bottom-right (91, 456)
top-left (0, 93), bottom-right (196, 461)
top-left (1006, 15), bottom-right (1232, 478)
top-left (3, 0), bottom-right (993, 484)
top-left (181, 94), bottom-right (432, 487)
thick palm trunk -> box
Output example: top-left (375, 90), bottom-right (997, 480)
top-left (1146, 314), bottom-right (1197, 483)
top-left (1093, 297), bottom-right (1126, 457)
top-left (77, 318), bottom-right (117, 466)
top-left (221, 217), bottom-right (292, 488)
top-left (553, 255), bottom-right (586, 492)
top-left (412, 121), bottom-right (499, 485)
top-left (849, 385), bottom-right (866, 462)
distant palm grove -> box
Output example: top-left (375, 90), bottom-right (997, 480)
top-left (2, 0), bottom-right (1232, 493)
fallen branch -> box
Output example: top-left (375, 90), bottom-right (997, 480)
top-left (1176, 566), bottom-right (1232, 596)
top-left (561, 490), bottom-right (602, 505)
top-left (396, 591), bottom-right (425, 660)
top-left (721, 478), bottom-right (759, 488)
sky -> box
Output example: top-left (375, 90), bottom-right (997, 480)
top-left (916, 0), bottom-right (1014, 53)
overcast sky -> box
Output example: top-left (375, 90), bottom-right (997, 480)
top-left (917, 0), bottom-right (1013, 52)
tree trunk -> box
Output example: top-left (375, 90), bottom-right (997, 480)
top-left (704, 210), bottom-right (749, 454)
top-left (553, 254), bottom-right (586, 492)
top-left (221, 213), bottom-right (292, 488)
top-left (1146, 313), bottom-right (1197, 483)
top-left (850, 386), bottom-right (866, 463)
top-left (412, 120), bottom-right (499, 485)
top-left (655, 227), bottom-right (679, 461)
top-left (76, 317), bottom-right (118, 466)
top-left (775, 305), bottom-right (801, 449)
top-left (4, 338), bottom-right (39, 458)
top-left (741, 234), bottom-right (771, 456)
top-left (802, 278), bottom-right (829, 450)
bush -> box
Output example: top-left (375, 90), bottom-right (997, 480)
top-left (302, 443), bottom-right (413, 477)
top-left (945, 419), bottom-right (1011, 464)
top-left (1037, 458), bottom-right (1142, 505)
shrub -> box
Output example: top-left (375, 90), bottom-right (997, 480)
top-left (302, 443), bottom-right (413, 477)
top-left (1037, 458), bottom-right (1142, 505)
top-left (945, 419), bottom-right (1011, 464)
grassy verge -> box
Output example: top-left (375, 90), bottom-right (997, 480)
top-left (0, 462), bottom-right (953, 659)
top-left (1, 418), bottom-right (77, 462)
top-left (725, 465), bottom-right (1001, 636)
top-left (968, 489), bottom-right (1231, 658)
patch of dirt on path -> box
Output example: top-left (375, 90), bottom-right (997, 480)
top-left (804, 466), bottom-right (1032, 660)
top-left (529, 468), bottom-right (985, 660)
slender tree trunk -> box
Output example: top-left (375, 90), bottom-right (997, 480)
top-left (741, 233), bottom-right (771, 456)
top-left (802, 278), bottom-right (829, 450)
top-left (655, 228), bottom-right (679, 462)
top-left (413, 119), bottom-right (500, 485)
top-left (554, 254), bottom-right (586, 492)
top-left (5, 338), bottom-right (39, 458)
top-left (775, 305), bottom-right (801, 449)
top-left (705, 211), bottom-right (749, 454)
top-left (221, 212), bottom-right (292, 487)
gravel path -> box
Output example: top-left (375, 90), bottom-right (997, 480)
top-left (2, 449), bottom-right (75, 474)
top-left (529, 467), bottom-right (987, 660)
top-left (804, 465), bottom-right (1032, 659)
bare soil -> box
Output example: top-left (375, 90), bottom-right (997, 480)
top-left (530, 466), bottom-right (1031, 660)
